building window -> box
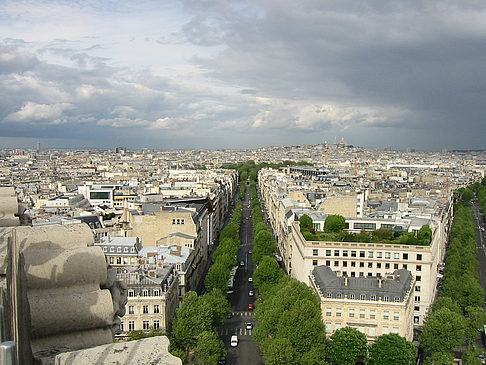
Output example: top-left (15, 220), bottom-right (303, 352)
top-left (143, 305), bottom-right (149, 314)
top-left (369, 327), bottom-right (376, 337)
top-left (351, 261), bottom-right (356, 267)
top-left (313, 249), bottom-right (318, 256)
top-left (336, 293), bottom-right (342, 298)
top-left (128, 290), bottom-right (135, 297)
top-left (416, 265), bottom-right (422, 271)
top-left (415, 286), bottom-right (421, 292)
top-left (414, 306), bottom-right (420, 311)
top-left (172, 219), bottom-right (176, 224)
top-left (153, 320), bottom-right (160, 329)
top-left (343, 250), bottom-right (348, 257)
top-left (394, 297), bottom-right (400, 302)
top-left (334, 250), bottom-right (340, 256)
top-left (116, 257), bottom-right (122, 264)
top-left (417, 254), bottom-right (422, 261)
top-left (394, 253), bottom-right (400, 259)
top-left (415, 296), bottom-right (421, 302)
top-left (414, 316), bottom-right (420, 324)
top-left (416, 275), bottom-right (421, 281)
top-left (368, 251), bottom-right (373, 258)
top-left (402, 264), bottom-right (408, 269)
top-left (393, 312), bottom-right (399, 321)
top-left (117, 247), bottom-right (122, 253)
top-left (349, 309), bottom-right (355, 318)
top-left (334, 261), bottom-right (339, 267)
top-left (384, 296), bottom-right (389, 302)
top-left (349, 294), bottom-right (355, 299)
top-left (394, 264), bottom-right (399, 269)
top-left (327, 293), bottom-right (332, 298)
top-left (326, 250), bottom-right (332, 256)
top-left (143, 321), bottom-right (150, 330)
top-left (129, 305), bottom-right (135, 314)
top-left (325, 323), bottom-right (332, 333)
top-left (336, 308), bottom-right (342, 317)
top-left (326, 308), bottom-right (332, 316)
top-left (385, 252), bottom-right (391, 259)
top-left (110, 247), bottom-right (114, 253)
top-left (109, 257), bottom-right (114, 264)
top-left (354, 222), bottom-right (376, 230)
top-left (312, 260), bottom-right (318, 266)
top-left (360, 262), bottom-right (365, 268)
top-left (383, 326), bottom-right (389, 334)
top-left (370, 310), bottom-right (376, 319)
top-left (376, 263), bottom-right (382, 269)
top-left (385, 263), bottom-right (390, 269)
top-left (383, 311), bottom-right (389, 320)
top-left (154, 305), bottom-right (160, 314)
top-left (120, 321), bottom-right (124, 331)
top-left (124, 247), bottom-right (129, 253)
top-left (143, 289), bottom-right (149, 296)
top-left (128, 321), bottom-right (135, 331)
top-left (153, 290), bottom-right (160, 296)
top-left (343, 261), bottom-right (348, 267)
top-left (326, 260), bottom-right (331, 266)
top-left (360, 251), bottom-right (365, 258)
top-left (360, 294), bottom-right (366, 300)
top-left (376, 252), bottom-right (382, 259)
top-left (370, 295), bottom-right (376, 301)
top-left (360, 309), bottom-right (365, 318)
top-left (351, 251), bottom-right (357, 257)
top-left (366, 262), bottom-right (371, 268)
top-left (403, 253), bottom-right (408, 260)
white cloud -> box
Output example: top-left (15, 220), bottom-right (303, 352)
top-left (6, 101), bottom-right (73, 124)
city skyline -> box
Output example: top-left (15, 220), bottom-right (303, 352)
top-left (1, 1), bottom-right (486, 151)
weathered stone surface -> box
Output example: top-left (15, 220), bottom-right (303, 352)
top-left (54, 336), bottom-right (183, 365)
top-left (0, 187), bottom-right (19, 227)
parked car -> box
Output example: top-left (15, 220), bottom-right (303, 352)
top-left (249, 290), bottom-right (254, 296)
top-left (246, 322), bottom-right (253, 330)
top-left (218, 356), bottom-right (226, 364)
top-left (230, 335), bottom-right (238, 347)
top-left (248, 277), bottom-right (253, 282)
top-left (248, 303), bottom-right (255, 310)
top-left (240, 260), bottom-right (245, 266)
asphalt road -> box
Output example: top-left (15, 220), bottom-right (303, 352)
top-left (471, 201), bottom-right (486, 298)
top-left (220, 185), bottom-right (264, 365)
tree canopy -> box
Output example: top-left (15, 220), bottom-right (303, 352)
top-left (368, 334), bottom-right (417, 365)
top-left (324, 215), bottom-right (346, 233)
top-left (328, 327), bottom-right (368, 365)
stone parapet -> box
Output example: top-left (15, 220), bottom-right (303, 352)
top-left (54, 336), bottom-right (182, 365)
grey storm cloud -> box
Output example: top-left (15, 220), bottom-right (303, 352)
top-left (1, 0), bottom-right (486, 150)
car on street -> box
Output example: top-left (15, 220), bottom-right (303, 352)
top-left (248, 250), bottom-right (252, 254)
top-left (249, 290), bottom-right (254, 296)
top-left (248, 303), bottom-right (255, 310)
top-left (230, 335), bottom-right (238, 347)
top-left (218, 356), bottom-right (226, 364)
top-left (248, 277), bottom-right (253, 282)
top-left (246, 323), bottom-right (253, 330)
top-left (240, 260), bottom-right (245, 266)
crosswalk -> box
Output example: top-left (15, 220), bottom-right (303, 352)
top-left (220, 327), bottom-right (253, 336)
top-left (232, 311), bottom-right (255, 316)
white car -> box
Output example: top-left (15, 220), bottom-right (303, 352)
top-left (248, 277), bottom-right (253, 282)
top-left (230, 335), bottom-right (238, 347)
top-left (246, 323), bottom-right (253, 330)
top-left (249, 290), bottom-right (254, 296)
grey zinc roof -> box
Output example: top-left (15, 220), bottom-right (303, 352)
top-left (312, 266), bottom-right (413, 301)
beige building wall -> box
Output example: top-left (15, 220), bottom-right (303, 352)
top-left (319, 195), bottom-right (357, 218)
top-left (128, 210), bottom-right (196, 247)
top-left (313, 291), bottom-right (414, 341)
top-left (288, 219), bottom-right (448, 326)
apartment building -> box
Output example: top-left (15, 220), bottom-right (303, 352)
top-left (117, 266), bottom-right (179, 334)
top-left (311, 266), bottom-right (414, 341)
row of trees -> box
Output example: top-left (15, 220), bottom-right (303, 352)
top-left (299, 214), bottom-right (432, 245)
top-left (169, 181), bottom-right (245, 363)
top-left (204, 200), bottom-right (243, 293)
top-left (419, 196), bottom-right (486, 364)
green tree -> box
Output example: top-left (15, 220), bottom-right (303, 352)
top-left (420, 307), bottom-right (467, 354)
top-left (201, 289), bottom-right (230, 329)
top-left (461, 344), bottom-right (483, 365)
top-left (300, 214), bottom-right (314, 231)
top-left (368, 334), bottom-right (417, 365)
top-left (253, 256), bottom-right (284, 293)
top-left (262, 337), bottom-right (299, 365)
top-left (464, 306), bottom-right (486, 344)
top-left (424, 351), bottom-right (454, 365)
top-left (171, 291), bottom-right (214, 349)
top-left (429, 296), bottom-right (462, 314)
top-left (324, 215), bottom-right (346, 233)
top-left (194, 331), bottom-right (226, 365)
top-left (204, 262), bottom-right (230, 293)
top-left (417, 224), bottom-right (432, 244)
top-left (328, 327), bottom-right (368, 365)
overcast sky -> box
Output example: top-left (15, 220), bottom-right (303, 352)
top-left (1, 0), bottom-right (485, 151)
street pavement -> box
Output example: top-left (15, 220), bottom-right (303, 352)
top-left (220, 185), bottom-right (264, 365)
